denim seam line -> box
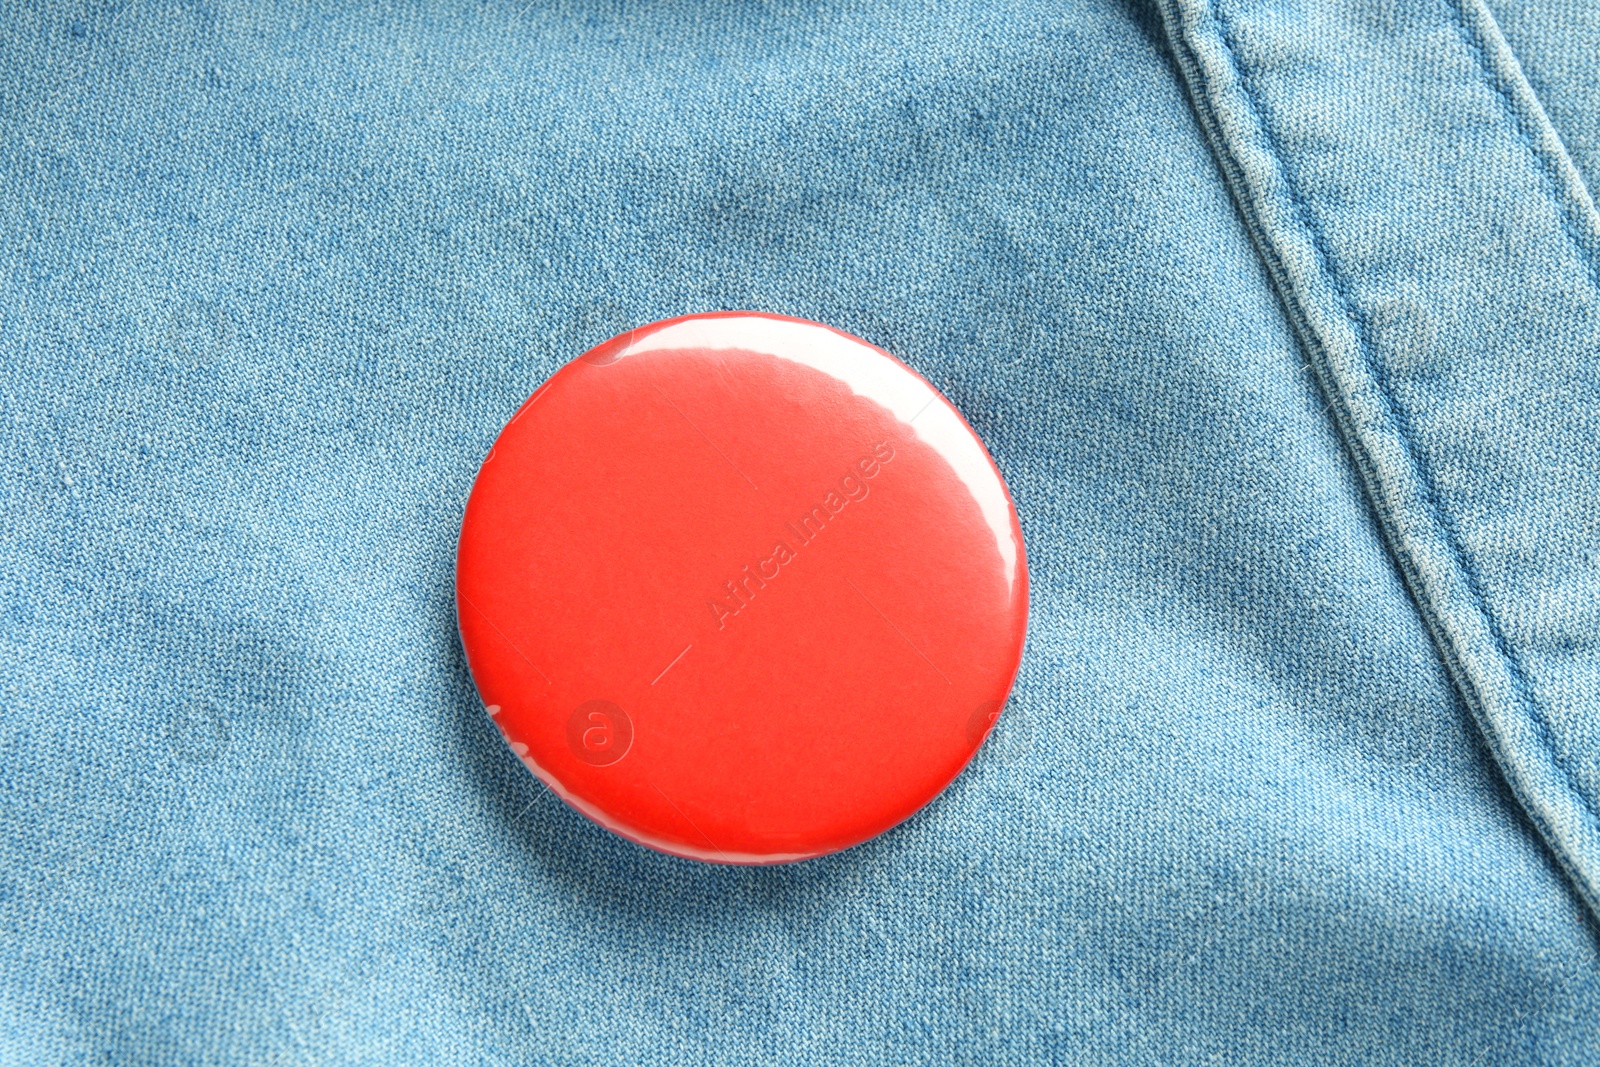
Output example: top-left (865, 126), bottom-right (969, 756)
top-left (1154, 0), bottom-right (1600, 922)
top-left (1207, 1), bottom-right (1600, 838)
top-left (1447, 0), bottom-right (1600, 289)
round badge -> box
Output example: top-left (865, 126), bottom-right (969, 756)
top-left (457, 312), bottom-right (1028, 863)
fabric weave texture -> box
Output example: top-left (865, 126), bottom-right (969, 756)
top-left (3, 0), bottom-right (1599, 1063)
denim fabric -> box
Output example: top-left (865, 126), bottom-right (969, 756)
top-left (1485, 0), bottom-right (1600, 201)
top-left (3, 0), bottom-right (1598, 1064)
top-left (1158, 0), bottom-right (1600, 921)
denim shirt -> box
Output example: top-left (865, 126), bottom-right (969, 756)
top-left (3, 0), bottom-right (1598, 1061)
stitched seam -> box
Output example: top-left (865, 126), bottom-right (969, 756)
top-left (1165, 16), bottom-right (1541, 827)
top-left (1157, 0), bottom-right (1600, 912)
top-left (1200, 1), bottom-right (1600, 839)
top-left (1446, 0), bottom-right (1600, 292)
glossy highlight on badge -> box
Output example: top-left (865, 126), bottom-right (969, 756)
top-left (456, 312), bottom-right (1028, 863)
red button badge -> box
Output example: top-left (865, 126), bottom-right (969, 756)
top-left (456, 312), bottom-right (1028, 863)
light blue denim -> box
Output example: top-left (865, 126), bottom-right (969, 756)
top-left (3, 0), bottom-right (1598, 1062)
